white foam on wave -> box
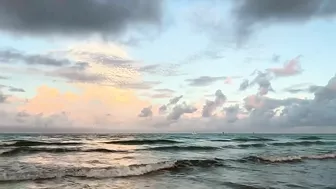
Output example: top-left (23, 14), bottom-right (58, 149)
top-left (260, 153), bottom-right (336, 163)
top-left (0, 161), bottom-right (176, 181)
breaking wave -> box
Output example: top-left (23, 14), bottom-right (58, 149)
top-left (1, 152), bottom-right (334, 182)
top-left (1, 147), bottom-right (127, 156)
top-left (103, 139), bottom-right (181, 145)
top-left (240, 153), bottom-right (336, 164)
top-left (1, 140), bottom-right (83, 147)
top-left (0, 159), bottom-right (225, 182)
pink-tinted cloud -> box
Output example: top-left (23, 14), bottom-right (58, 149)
top-left (18, 84), bottom-right (151, 127)
top-left (266, 56), bottom-right (303, 77)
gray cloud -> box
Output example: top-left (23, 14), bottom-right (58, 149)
top-left (138, 64), bottom-right (183, 77)
top-left (157, 95), bottom-right (184, 115)
top-left (232, 0), bottom-right (336, 44)
top-left (68, 51), bottom-right (134, 67)
top-left (0, 92), bottom-right (7, 103)
top-left (0, 84), bottom-right (25, 93)
top-left (0, 0), bottom-right (163, 39)
top-left (186, 76), bottom-right (226, 87)
top-left (145, 89), bottom-right (175, 99)
top-left (138, 106), bottom-right (153, 118)
top-left (50, 65), bottom-right (107, 84)
top-left (282, 83), bottom-right (315, 94)
top-left (0, 75), bottom-right (9, 80)
top-left (248, 71), bottom-right (275, 95)
top-left (239, 79), bottom-right (249, 91)
top-left (0, 49), bottom-right (72, 67)
top-left (17, 111), bottom-right (30, 118)
top-left (167, 102), bottom-right (197, 120)
top-left (202, 89), bottom-right (227, 117)
top-left (238, 74), bottom-right (336, 128)
top-left (168, 95), bottom-right (183, 105)
top-left (8, 87), bottom-right (25, 93)
top-left (223, 105), bottom-right (240, 123)
top-left (159, 105), bottom-right (167, 114)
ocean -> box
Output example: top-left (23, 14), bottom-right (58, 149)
top-left (0, 133), bottom-right (335, 189)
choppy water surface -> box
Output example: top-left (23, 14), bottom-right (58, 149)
top-left (0, 133), bottom-right (335, 189)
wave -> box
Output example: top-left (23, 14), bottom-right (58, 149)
top-left (1, 140), bottom-right (83, 147)
top-left (231, 137), bottom-right (274, 142)
top-left (103, 139), bottom-right (181, 145)
top-left (0, 159), bottom-right (225, 182)
top-left (271, 141), bottom-right (335, 147)
top-left (240, 153), bottom-right (336, 164)
top-left (1, 147), bottom-right (127, 156)
top-left (222, 182), bottom-right (267, 189)
top-left (237, 143), bottom-right (267, 148)
top-left (210, 139), bottom-right (231, 142)
top-left (297, 136), bottom-right (322, 140)
top-left (234, 141), bottom-right (335, 149)
top-left (147, 146), bottom-right (220, 151)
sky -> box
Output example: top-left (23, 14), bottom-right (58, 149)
top-left (0, 0), bottom-right (336, 133)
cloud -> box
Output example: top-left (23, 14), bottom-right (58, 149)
top-left (0, 0), bottom-right (164, 39)
top-left (239, 71), bottom-right (275, 95)
top-left (138, 106), bottom-right (153, 117)
top-left (0, 75), bottom-right (9, 80)
top-left (0, 84), bottom-right (25, 93)
top-left (168, 95), bottom-right (183, 105)
top-left (231, 0), bottom-right (336, 44)
top-left (167, 102), bottom-right (197, 120)
top-left (223, 104), bottom-right (240, 122)
top-left (49, 64), bottom-right (107, 84)
top-left (117, 81), bottom-right (161, 90)
top-left (0, 91), bottom-right (7, 103)
top-left (66, 50), bottom-right (134, 67)
top-left (16, 111), bottom-right (30, 118)
top-left (202, 89), bottom-right (227, 117)
top-left (151, 93), bottom-right (173, 99)
top-left (140, 73), bottom-right (336, 132)
top-left (158, 105), bottom-right (168, 114)
top-left (266, 56), bottom-right (303, 77)
top-left (63, 42), bottom-right (168, 87)
top-left (8, 87), bottom-right (25, 93)
top-left (236, 74), bottom-right (336, 128)
top-left (138, 64), bottom-right (183, 76)
top-left (156, 95), bottom-right (184, 115)
top-left (282, 83), bottom-right (315, 94)
top-left (0, 49), bottom-right (72, 67)
top-left (18, 85), bottom-right (150, 127)
top-left (0, 110), bottom-right (73, 129)
top-left (141, 88), bottom-right (175, 100)
top-left (239, 79), bottom-right (249, 91)
top-left (186, 76), bottom-right (226, 87)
